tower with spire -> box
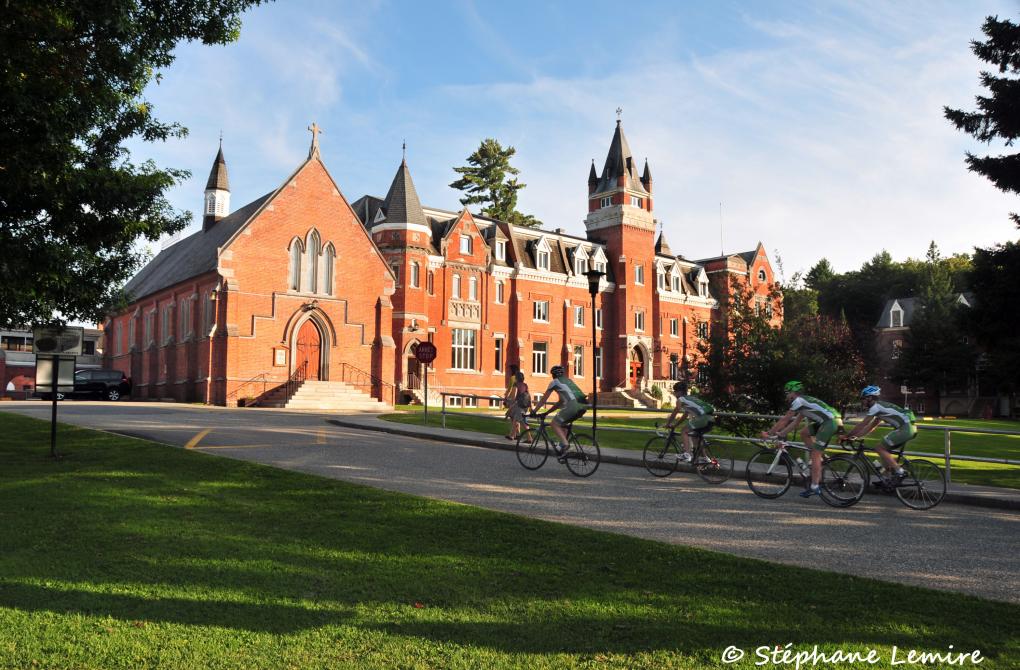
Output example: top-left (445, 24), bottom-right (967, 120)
top-left (584, 117), bottom-right (658, 388)
top-left (203, 140), bottom-right (230, 231)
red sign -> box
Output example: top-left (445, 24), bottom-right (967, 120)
top-left (415, 342), bottom-right (437, 364)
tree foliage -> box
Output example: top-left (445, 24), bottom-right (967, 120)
top-left (893, 243), bottom-right (977, 394)
top-left (0, 0), bottom-right (266, 328)
top-left (450, 139), bottom-right (542, 227)
top-left (966, 241), bottom-right (1020, 405)
top-left (945, 15), bottom-right (1020, 227)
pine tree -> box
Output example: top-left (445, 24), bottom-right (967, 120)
top-left (945, 16), bottom-right (1020, 227)
top-left (450, 139), bottom-right (542, 227)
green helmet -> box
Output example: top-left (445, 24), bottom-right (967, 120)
top-left (784, 380), bottom-right (804, 393)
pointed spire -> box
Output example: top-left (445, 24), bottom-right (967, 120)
top-left (587, 159), bottom-right (598, 193)
top-left (594, 117), bottom-right (647, 195)
top-left (382, 153), bottom-right (428, 226)
top-left (655, 230), bottom-right (673, 256)
top-left (205, 141), bottom-right (229, 192)
top-left (642, 158), bottom-right (651, 183)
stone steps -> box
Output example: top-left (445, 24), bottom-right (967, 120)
top-left (258, 379), bottom-right (391, 411)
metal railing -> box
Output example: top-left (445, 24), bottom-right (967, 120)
top-left (285, 361), bottom-right (309, 400)
top-left (339, 362), bottom-right (395, 406)
top-left (225, 372), bottom-right (270, 406)
top-left (432, 393), bottom-right (1020, 487)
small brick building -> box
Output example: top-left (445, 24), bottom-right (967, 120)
top-left (104, 120), bottom-right (778, 407)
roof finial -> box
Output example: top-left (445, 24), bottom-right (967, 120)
top-left (615, 106), bottom-right (623, 123)
top-left (307, 122), bottom-right (322, 159)
top-left (219, 130), bottom-right (223, 148)
top-left (402, 140), bottom-right (407, 163)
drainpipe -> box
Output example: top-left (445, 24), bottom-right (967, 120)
top-left (206, 281), bottom-right (221, 404)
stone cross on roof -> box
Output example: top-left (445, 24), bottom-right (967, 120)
top-left (308, 122), bottom-right (323, 158)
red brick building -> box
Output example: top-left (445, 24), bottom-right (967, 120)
top-left (104, 120), bottom-right (777, 408)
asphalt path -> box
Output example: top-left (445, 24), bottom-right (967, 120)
top-left (4, 401), bottom-right (1019, 604)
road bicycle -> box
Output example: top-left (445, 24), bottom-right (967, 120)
top-left (838, 437), bottom-right (947, 510)
top-left (642, 420), bottom-right (733, 484)
top-left (745, 438), bottom-right (867, 507)
top-left (515, 409), bottom-right (600, 477)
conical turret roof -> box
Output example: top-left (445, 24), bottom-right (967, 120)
top-left (205, 144), bottom-right (229, 192)
top-left (655, 231), bottom-right (673, 256)
top-left (382, 159), bottom-right (428, 226)
top-left (593, 120), bottom-right (647, 195)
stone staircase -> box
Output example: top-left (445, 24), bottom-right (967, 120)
top-left (595, 389), bottom-right (658, 409)
top-left (260, 380), bottom-right (391, 412)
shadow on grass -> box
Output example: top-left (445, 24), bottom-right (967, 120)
top-left (0, 412), bottom-right (1017, 661)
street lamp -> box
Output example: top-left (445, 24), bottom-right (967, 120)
top-left (584, 268), bottom-right (605, 440)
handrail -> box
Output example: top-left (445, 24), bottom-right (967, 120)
top-left (226, 371), bottom-right (270, 405)
top-left (430, 392), bottom-right (1020, 485)
top-left (340, 361), bottom-right (395, 406)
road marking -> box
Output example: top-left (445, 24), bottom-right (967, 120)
top-left (196, 444), bottom-right (274, 450)
top-left (316, 427), bottom-right (326, 444)
top-left (184, 428), bottom-right (211, 449)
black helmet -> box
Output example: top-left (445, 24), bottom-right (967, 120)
top-left (550, 365), bottom-right (565, 378)
top-left (672, 381), bottom-right (688, 396)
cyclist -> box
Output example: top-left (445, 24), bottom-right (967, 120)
top-left (663, 382), bottom-right (715, 462)
top-left (761, 381), bottom-right (843, 498)
top-left (532, 365), bottom-right (588, 461)
top-left (841, 385), bottom-right (911, 488)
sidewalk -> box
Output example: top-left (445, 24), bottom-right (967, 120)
top-left (329, 414), bottom-right (1020, 512)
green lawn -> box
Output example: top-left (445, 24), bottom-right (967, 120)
top-left (382, 409), bottom-right (1020, 490)
top-left (1, 412), bottom-right (1017, 669)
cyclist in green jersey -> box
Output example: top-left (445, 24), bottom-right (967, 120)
top-left (761, 381), bottom-right (844, 498)
top-left (841, 385), bottom-right (912, 487)
top-left (532, 366), bottom-right (588, 460)
top-left (664, 382), bottom-right (715, 463)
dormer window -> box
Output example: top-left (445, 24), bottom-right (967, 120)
top-left (460, 235), bottom-right (473, 255)
top-left (575, 257), bottom-right (588, 275)
top-left (891, 308), bottom-right (903, 328)
top-left (657, 269), bottom-right (665, 290)
top-left (699, 281), bottom-right (708, 297)
top-left (672, 274), bottom-right (681, 292)
top-left (599, 196), bottom-right (612, 208)
top-left (537, 250), bottom-right (550, 271)
top-left (495, 240), bottom-right (506, 261)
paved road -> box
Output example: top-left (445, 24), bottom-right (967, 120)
top-left (4, 401), bottom-right (1019, 604)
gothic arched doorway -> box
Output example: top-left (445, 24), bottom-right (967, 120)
top-left (406, 341), bottom-right (422, 390)
top-left (295, 319), bottom-right (323, 380)
top-left (628, 346), bottom-right (644, 388)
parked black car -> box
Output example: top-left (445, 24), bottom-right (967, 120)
top-left (36, 368), bottom-right (132, 401)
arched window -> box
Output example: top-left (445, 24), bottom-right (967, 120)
top-left (289, 238), bottom-right (303, 291)
top-left (469, 275), bottom-right (478, 301)
top-left (452, 273), bottom-right (462, 299)
top-left (305, 230), bottom-right (320, 293)
top-left (322, 243), bottom-right (335, 295)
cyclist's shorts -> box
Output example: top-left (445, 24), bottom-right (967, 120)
top-left (807, 418), bottom-right (842, 449)
top-left (882, 424), bottom-right (917, 449)
top-left (687, 414), bottom-right (714, 432)
top-left (553, 401), bottom-right (586, 426)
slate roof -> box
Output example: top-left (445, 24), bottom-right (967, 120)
top-left (123, 192), bottom-right (272, 301)
top-left (350, 195), bottom-right (384, 229)
top-left (205, 145), bottom-right (229, 191)
top-left (592, 120), bottom-right (648, 195)
top-left (876, 297), bottom-right (918, 329)
top-left (381, 160), bottom-right (428, 226)
top-left (655, 231), bottom-right (673, 256)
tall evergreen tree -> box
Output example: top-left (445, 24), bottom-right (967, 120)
top-left (945, 15), bottom-right (1020, 227)
top-left (966, 241), bottom-right (1020, 413)
top-left (450, 139), bottom-right (541, 227)
top-left (0, 0), bottom-right (266, 328)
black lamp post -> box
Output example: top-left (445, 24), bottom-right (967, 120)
top-left (584, 268), bottom-right (605, 439)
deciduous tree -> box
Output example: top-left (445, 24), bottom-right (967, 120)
top-left (0, 0), bottom-right (266, 328)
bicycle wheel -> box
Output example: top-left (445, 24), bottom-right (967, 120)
top-left (895, 458), bottom-right (946, 510)
top-left (642, 435), bottom-right (679, 477)
top-left (695, 438), bottom-right (733, 485)
top-left (565, 433), bottom-right (600, 478)
top-left (516, 430), bottom-right (549, 470)
top-left (745, 449), bottom-right (792, 498)
top-left (819, 455), bottom-right (867, 508)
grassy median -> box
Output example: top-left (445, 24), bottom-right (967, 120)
top-left (382, 408), bottom-right (1020, 490)
top-left (0, 411), bottom-right (1017, 669)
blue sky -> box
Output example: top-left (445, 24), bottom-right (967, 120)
top-left (133, 0), bottom-right (1019, 278)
